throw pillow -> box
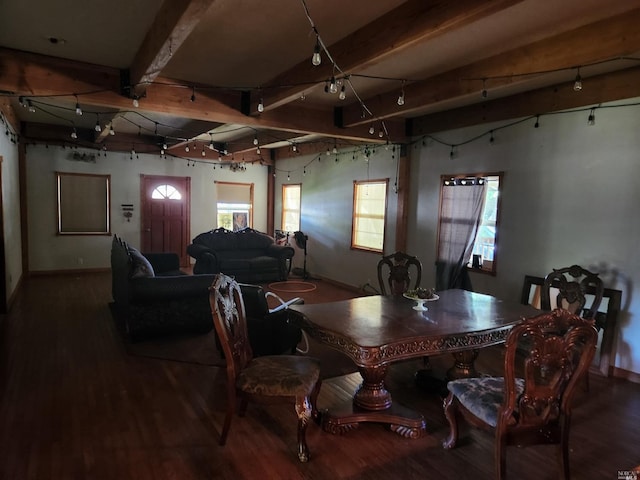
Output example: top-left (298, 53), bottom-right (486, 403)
top-left (129, 247), bottom-right (155, 278)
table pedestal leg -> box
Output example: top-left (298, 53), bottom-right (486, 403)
top-left (321, 365), bottom-right (427, 438)
top-left (446, 349), bottom-right (479, 380)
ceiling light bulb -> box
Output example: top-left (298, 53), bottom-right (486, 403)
top-left (109, 125), bottom-right (115, 135)
top-left (94, 120), bottom-right (101, 133)
top-left (160, 148), bottom-right (165, 155)
top-left (71, 128), bottom-right (78, 139)
top-left (312, 38), bottom-right (321, 66)
top-left (27, 100), bottom-right (36, 113)
top-left (574, 73), bottom-right (582, 91)
top-left (132, 96), bottom-right (139, 108)
top-left (397, 90), bottom-right (405, 106)
top-left (369, 125), bottom-right (375, 135)
top-left (292, 144), bottom-right (297, 152)
top-left (201, 149), bottom-right (206, 157)
top-left (256, 147), bottom-right (261, 155)
top-left (378, 129), bottom-right (384, 138)
top-left (588, 109), bottom-right (595, 126)
top-left (185, 145), bottom-right (190, 152)
top-left (329, 77), bottom-right (338, 94)
top-left (339, 85), bottom-right (346, 100)
top-left (253, 136), bottom-right (259, 146)
top-left (75, 102), bottom-right (82, 116)
top-left (257, 98), bottom-right (264, 113)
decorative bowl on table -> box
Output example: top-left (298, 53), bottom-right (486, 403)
top-left (403, 288), bottom-right (439, 311)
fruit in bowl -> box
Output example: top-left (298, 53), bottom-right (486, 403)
top-left (411, 287), bottom-right (436, 299)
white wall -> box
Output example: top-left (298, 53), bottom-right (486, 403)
top-left (0, 126), bottom-right (23, 301)
top-left (25, 145), bottom-right (269, 271)
top-left (274, 99), bottom-right (640, 376)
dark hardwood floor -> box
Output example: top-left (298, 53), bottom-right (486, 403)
top-left (0, 272), bottom-right (638, 479)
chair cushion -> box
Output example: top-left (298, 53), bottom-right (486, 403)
top-left (129, 248), bottom-right (155, 278)
top-left (447, 376), bottom-right (524, 427)
top-left (237, 356), bottom-right (321, 397)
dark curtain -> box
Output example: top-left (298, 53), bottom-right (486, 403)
top-left (436, 178), bottom-right (487, 291)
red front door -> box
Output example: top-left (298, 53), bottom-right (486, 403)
top-left (141, 175), bottom-right (191, 267)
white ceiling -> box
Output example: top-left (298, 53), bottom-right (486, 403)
top-left (1, 0), bottom-right (640, 161)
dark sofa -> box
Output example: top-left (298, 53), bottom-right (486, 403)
top-left (110, 235), bottom-right (215, 342)
top-left (187, 227), bottom-right (294, 283)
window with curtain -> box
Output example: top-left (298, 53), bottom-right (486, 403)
top-left (436, 173), bottom-right (502, 290)
top-left (57, 172), bottom-right (111, 235)
top-left (281, 184), bottom-right (301, 232)
top-left (215, 181), bottom-right (253, 231)
top-left (351, 179), bottom-right (388, 253)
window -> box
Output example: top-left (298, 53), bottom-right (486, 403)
top-left (470, 175), bottom-right (501, 272)
top-left (281, 184), bottom-right (301, 232)
top-left (351, 179), bottom-right (388, 253)
top-left (57, 172), bottom-right (110, 235)
top-left (437, 173), bottom-right (502, 275)
top-left (215, 181), bottom-right (253, 231)
top-left (151, 184), bottom-right (182, 200)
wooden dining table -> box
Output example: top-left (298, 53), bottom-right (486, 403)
top-left (288, 288), bottom-right (540, 438)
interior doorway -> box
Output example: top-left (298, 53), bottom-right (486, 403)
top-left (141, 175), bottom-right (191, 267)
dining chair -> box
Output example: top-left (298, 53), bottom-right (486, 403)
top-left (540, 264), bottom-right (604, 319)
top-left (442, 308), bottom-right (598, 480)
top-left (377, 251), bottom-right (422, 296)
top-left (209, 273), bottom-right (322, 462)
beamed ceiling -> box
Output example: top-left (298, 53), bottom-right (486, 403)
top-left (1, 0), bottom-right (640, 165)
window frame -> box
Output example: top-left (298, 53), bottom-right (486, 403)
top-left (215, 181), bottom-right (254, 231)
top-left (351, 178), bottom-right (389, 253)
top-left (281, 183), bottom-right (301, 233)
top-left (56, 172), bottom-right (111, 235)
top-left (436, 172), bottom-right (503, 276)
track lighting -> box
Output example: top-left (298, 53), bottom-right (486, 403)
top-left (312, 36), bottom-right (321, 66)
top-left (573, 68), bottom-right (582, 91)
top-left (257, 98), bottom-right (264, 113)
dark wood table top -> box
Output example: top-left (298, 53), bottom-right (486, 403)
top-left (290, 289), bottom-right (541, 367)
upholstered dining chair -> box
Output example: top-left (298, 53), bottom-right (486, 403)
top-left (442, 309), bottom-right (598, 480)
top-left (209, 273), bottom-right (322, 462)
top-left (377, 251), bottom-right (423, 296)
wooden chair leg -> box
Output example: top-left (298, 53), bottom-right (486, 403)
top-left (496, 434), bottom-right (507, 480)
top-left (219, 389), bottom-right (237, 446)
top-left (442, 392), bottom-right (459, 449)
top-left (310, 379), bottom-right (322, 423)
top-left (560, 417), bottom-right (572, 480)
top-left (295, 395), bottom-right (313, 462)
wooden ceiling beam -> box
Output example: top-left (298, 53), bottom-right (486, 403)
top-left (0, 48), bottom-right (403, 144)
top-left (410, 65), bottom-right (640, 135)
top-left (128, 0), bottom-right (217, 98)
top-left (257, 0), bottom-right (525, 112)
top-left (341, 8), bottom-right (640, 127)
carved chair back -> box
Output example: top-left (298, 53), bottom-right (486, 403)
top-left (541, 265), bottom-right (604, 320)
top-left (377, 251), bottom-right (422, 296)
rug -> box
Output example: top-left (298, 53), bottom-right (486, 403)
top-left (268, 281), bottom-right (317, 293)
